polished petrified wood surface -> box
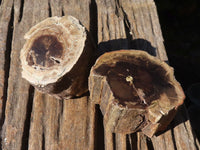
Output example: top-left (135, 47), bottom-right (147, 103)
top-left (0, 0), bottom-right (199, 150)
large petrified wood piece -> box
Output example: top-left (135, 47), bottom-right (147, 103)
top-left (20, 16), bottom-right (94, 99)
top-left (89, 50), bottom-right (185, 137)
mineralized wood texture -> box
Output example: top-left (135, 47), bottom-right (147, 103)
top-left (0, 0), bottom-right (199, 150)
top-left (20, 16), bottom-right (94, 99)
top-left (89, 50), bottom-right (185, 137)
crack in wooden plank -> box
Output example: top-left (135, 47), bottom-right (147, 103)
top-left (42, 132), bottom-right (45, 150)
top-left (18, 0), bottom-right (24, 22)
top-left (56, 99), bottom-right (64, 142)
top-left (94, 105), bottom-right (104, 150)
top-left (48, 1), bottom-right (52, 17)
top-left (89, 0), bottom-right (98, 46)
top-left (146, 136), bottom-right (154, 150)
top-left (169, 128), bottom-right (178, 150)
top-left (62, 9), bottom-right (64, 16)
top-left (129, 133), bottom-right (138, 150)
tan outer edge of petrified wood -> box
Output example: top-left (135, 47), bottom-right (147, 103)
top-left (89, 50), bottom-right (185, 137)
top-left (20, 16), bottom-right (86, 85)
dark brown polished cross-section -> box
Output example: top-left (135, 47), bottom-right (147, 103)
top-left (27, 35), bottom-right (63, 67)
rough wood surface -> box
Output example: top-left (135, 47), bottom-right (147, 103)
top-left (0, 0), bottom-right (199, 150)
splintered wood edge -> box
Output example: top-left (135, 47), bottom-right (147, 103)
top-left (89, 50), bottom-right (185, 136)
top-left (20, 16), bottom-right (86, 86)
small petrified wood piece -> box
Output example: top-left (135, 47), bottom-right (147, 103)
top-left (89, 50), bottom-right (185, 137)
top-left (20, 16), bottom-right (94, 99)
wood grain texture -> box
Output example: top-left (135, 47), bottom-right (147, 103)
top-left (29, 92), bottom-right (95, 150)
top-left (1, 0), bottom-right (37, 149)
top-left (0, 0), bottom-right (13, 127)
top-left (0, 0), bottom-right (199, 149)
top-left (151, 106), bottom-right (200, 150)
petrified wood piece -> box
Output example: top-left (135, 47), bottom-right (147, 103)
top-left (20, 16), bottom-right (94, 99)
top-left (89, 50), bottom-right (185, 137)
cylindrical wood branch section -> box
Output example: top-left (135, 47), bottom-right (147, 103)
top-left (20, 16), bottom-right (94, 99)
top-left (89, 50), bottom-right (185, 137)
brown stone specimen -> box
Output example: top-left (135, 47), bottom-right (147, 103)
top-left (20, 16), bottom-right (94, 99)
top-left (89, 50), bottom-right (185, 137)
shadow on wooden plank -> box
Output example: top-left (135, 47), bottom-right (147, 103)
top-left (155, 105), bottom-right (188, 137)
top-left (94, 105), bottom-right (104, 150)
top-left (98, 38), bottom-right (157, 58)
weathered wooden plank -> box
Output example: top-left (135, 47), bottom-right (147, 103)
top-left (29, 93), bottom-right (96, 150)
top-left (137, 133), bottom-right (149, 150)
top-left (1, 0), bottom-right (37, 149)
top-left (63, 0), bottom-right (91, 29)
top-left (118, 0), bottom-right (168, 61)
top-left (175, 106), bottom-right (200, 150)
top-left (1, 0), bottom-right (50, 149)
top-left (59, 97), bottom-right (95, 149)
top-left (116, 133), bottom-right (127, 150)
top-left (151, 106), bottom-right (200, 150)
top-left (49, 0), bottom-right (63, 17)
top-left (104, 128), bottom-right (114, 150)
top-left (0, 0), bottom-right (13, 127)
top-left (28, 92), bottom-right (44, 150)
